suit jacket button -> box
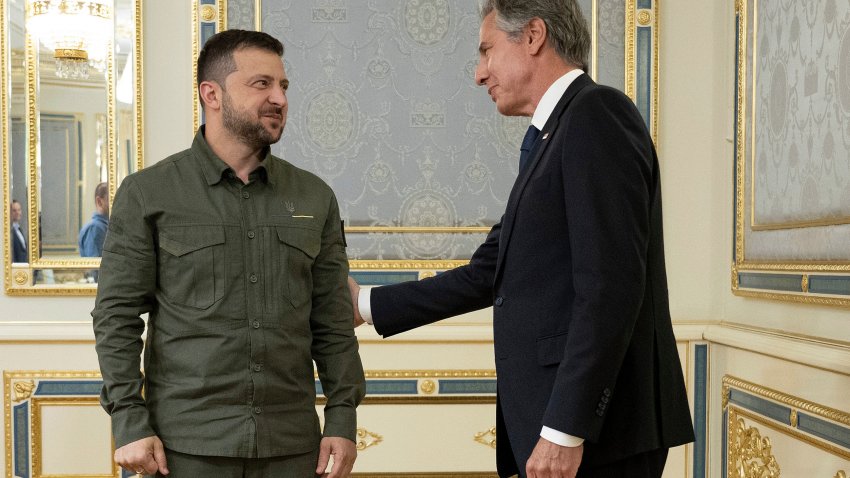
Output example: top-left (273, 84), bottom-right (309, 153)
top-left (494, 297), bottom-right (504, 307)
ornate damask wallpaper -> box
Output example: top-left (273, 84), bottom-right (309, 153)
top-left (222, 0), bottom-right (629, 261)
top-left (745, 0), bottom-right (850, 260)
top-left (734, 0), bottom-right (850, 306)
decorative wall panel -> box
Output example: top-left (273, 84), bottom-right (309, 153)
top-left (733, 0), bottom-right (850, 306)
top-left (722, 376), bottom-right (850, 477)
top-left (192, 0), bottom-right (659, 266)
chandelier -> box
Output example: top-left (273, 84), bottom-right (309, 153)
top-left (25, 0), bottom-right (114, 79)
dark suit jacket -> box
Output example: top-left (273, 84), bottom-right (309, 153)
top-left (371, 74), bottom-right (694, 474)
top-left (11, 225), bottom-right (27, 263)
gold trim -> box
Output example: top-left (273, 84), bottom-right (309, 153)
top-left (731, 405), bottom-right (850, 462)
top-left (789, 409), bottom-right (798, 428)
top-left (473, 427), bottom-right (497, 449)
top-left (637, 9), bottom-right (652, 26)
top-left (346, 226), bottom-right (490, 234)
top-left (364, 370), bottom-right (496, 379)
top-left (192, 1), bottom-right (200, 132)
top-left (2, 0), bottom-right (10, 294)
top-left (255, 0), bottom-right (263, 30)
top-left (355, 427), bottom-right (383, 451)
top-left (31, 397), bottom-right (119, 478)
top-left (13, 270), bottom-right (28, 285)
top-left (727, 408), bottom-right (781, 478)
top-left (350, 260), bottom-right (469, 270)
top-left (801, 274), bottom-right (809, 293)
top-left (419, 379), bottom-right (436, 394)
top-left (356, 396), bottom-right (496, 405)
top-left (590, 0), bottom-right (597, 81)
top-left (13, 379), bottom-right (35, 402)
top-left (220, 0), bottom-right (228, 30)
top-left (723, 376), bottom-right (850, 427)
top-left (835, 472), bottom-right (846, 478)
top-left (201, 4), bottom-right (217, 22)
top-left (624, 0), bottom-right (635, 102)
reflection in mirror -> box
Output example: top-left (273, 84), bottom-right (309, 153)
top-left (3, 0), bottom-right (142, 293)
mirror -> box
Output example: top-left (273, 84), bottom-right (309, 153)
top-left (3, 0), bottom-right (142, 294)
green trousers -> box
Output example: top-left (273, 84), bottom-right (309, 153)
top-left (146, 448), bottom-right (320, 478)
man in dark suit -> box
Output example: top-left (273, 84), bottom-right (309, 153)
top-left (349, 1), bottom-right (694, 477)
top-left (10, 200), bottom-right (27, 263)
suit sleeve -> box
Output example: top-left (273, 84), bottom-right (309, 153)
top-left (310, 192), bottom-right (366, 441)
top-left (371, 220), bottom-right (501, 337)
top-left (543, 87), bottom-right (656, 441)
top-left (91, 178), bottom-right (157, 448)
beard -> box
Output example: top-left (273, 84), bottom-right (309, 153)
top-left (221, 91), bottom-right (284, 148)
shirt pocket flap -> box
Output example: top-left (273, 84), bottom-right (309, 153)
top-left (159, 226), bottom-right (225, 257)
top-left (275, 226), bottom-right (321, 259)
top-left (536, 331), bottom-right (569, 366)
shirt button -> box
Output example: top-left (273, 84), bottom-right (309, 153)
top-left (249, 273), bottom-right (258, 283)
top-left (241, 191), bottom-right (250, 199)
top-left (253, 406), bottom-right (263, 414)
top-left (247, 231), bottom-right (255, 239)
top-left (253, 321), bottom-right (261, 329)
top-left (494, 296), bottom-right (504, 306)
top-left (252, 364), bottom-right (263, 372)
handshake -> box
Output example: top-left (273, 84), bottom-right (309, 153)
top-left (347, 276), bottom-right (366, 327)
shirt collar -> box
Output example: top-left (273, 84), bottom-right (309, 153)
top-left (192, 126), bottom-right (274, 186)
top-left (530, 69), bottom-right (585, 130)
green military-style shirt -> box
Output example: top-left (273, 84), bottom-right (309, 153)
top-left (92, 127), bottom-right (365, 458)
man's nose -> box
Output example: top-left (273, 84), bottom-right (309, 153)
top-left (270, 85), bottom-right (287, 106)
top-left (474, 61), bottom-right (487, 86)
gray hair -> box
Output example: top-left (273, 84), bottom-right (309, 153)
top-left (480, 0), bottom-right (590, 71)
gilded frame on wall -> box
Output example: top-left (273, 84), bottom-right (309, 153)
top-left (1, 0), bottom-right (145, 296)
top-left (192, 0), bottom-right (659, 281)
top-left (732, 0), bottom-right (850, 307)
top-left (721, 376), bottom-right (850, 477)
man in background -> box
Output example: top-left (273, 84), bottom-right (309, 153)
top-left (93, 29), bottom-right (364, 478)
top-left (350, 0), bottom-right (694, 477)
top-left (78, 182), bottom-right (109, 257)
top-left (9, 199), bottom-right (27, 263)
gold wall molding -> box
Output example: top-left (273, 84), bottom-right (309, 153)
top-left (419, 379), bottom-right (436, 394)
top-left (473, 427), bottom-right (496, 449)
top-left (728, 411), bottom-right (781, 478)
top-left (835, 471), bottom-right (846, 478)
top-left (355, 427), bottom-right (383, 451)
top-left (12, 379), bottom-right (34, 402)
top-left (723, 376), bottom-right (850, 427)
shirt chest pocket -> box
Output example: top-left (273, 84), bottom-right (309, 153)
top-left (158, 226), bottom-right (226, 310)
top-left (267, 225), bottom-right (321, 309)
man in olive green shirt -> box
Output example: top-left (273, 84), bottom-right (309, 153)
top-left (92, 30), bottom-right (365, 477)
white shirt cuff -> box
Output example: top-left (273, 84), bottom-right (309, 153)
top-left (358, 288), bottom-right (374, 325)
top-left (540, 426), bottom-right (584, 447)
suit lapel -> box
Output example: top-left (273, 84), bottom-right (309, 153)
top-left (494, 74), bottom-right (594, 283)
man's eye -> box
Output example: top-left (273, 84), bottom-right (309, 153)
top-left (255, 80), bottom-right (269, 87)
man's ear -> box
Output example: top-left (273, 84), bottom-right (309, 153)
top-left (525, 17), bottom-right (547, 55)
top-left (199, 81), bottom-right (222, 111)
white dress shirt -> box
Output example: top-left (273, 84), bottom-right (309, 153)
top-left (359, 69), bottom-right (586, 448)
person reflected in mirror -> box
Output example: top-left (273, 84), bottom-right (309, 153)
top-left (92, 30), bottom-right (364, 478)
top-left (78, 182), bottom-right (109, 257)
top-left (9, 199), bottom-right (27, 263)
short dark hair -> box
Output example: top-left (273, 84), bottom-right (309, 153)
top-left (95, 182), bottom-right (108, 200)
top-left (197, 29), bottom-right (284, 105)
top-left (480, 0), bottom-right (590, 71)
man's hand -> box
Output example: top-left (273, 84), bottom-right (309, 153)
top-left (316, 436), bottom-right (357, 477)
top-left (525, 437), bottom-right (582, 478)
top-left (114, 435), bottom-right (169, 476)
top-left (347, 276), bottom-right (365, 327)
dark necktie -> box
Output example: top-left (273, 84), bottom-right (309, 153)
top-left (519, 125), bottom-right (540, 173)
